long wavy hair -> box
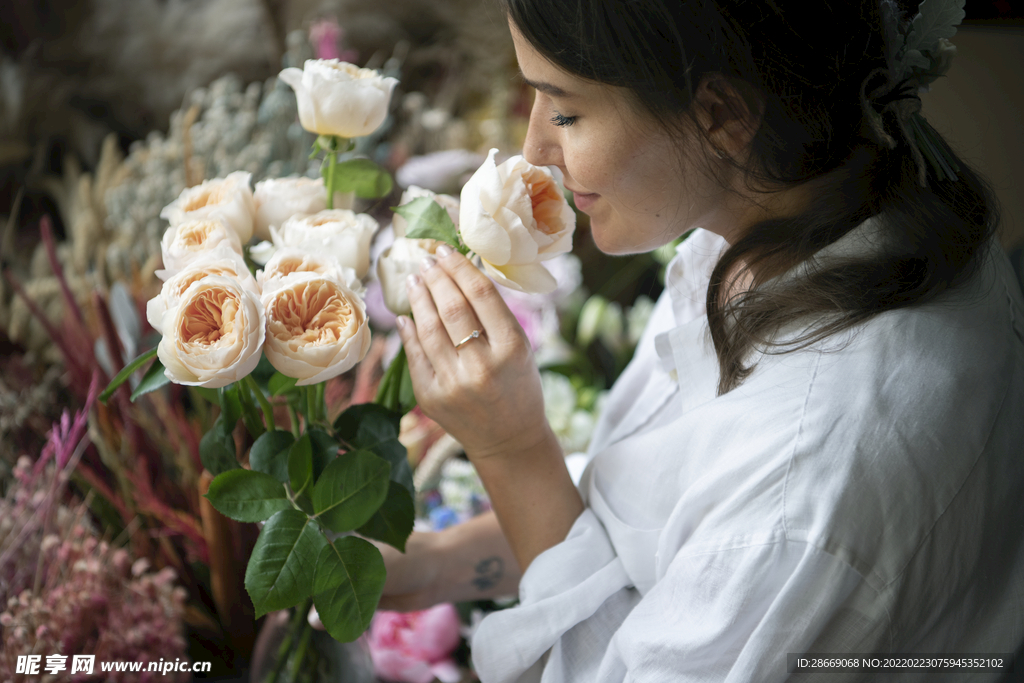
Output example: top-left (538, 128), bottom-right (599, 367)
top-left (501, 0), bottom-right (998, 394)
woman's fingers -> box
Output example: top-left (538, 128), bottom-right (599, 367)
top-left (434, 247), bottom-right (523, 343)
top-left (417, 255), bottom-right (487, 349)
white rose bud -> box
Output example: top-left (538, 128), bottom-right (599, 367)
top-left (277, 59), bottom-right (399, 138)
top-left (157, 275), bottom-right (265, 388)
top-left (392, 186), bottom-right (460, 237)
top-left (160, 171), bottom-right (257, 244)
top-left (459, 148), bottom-right (575, 293)
top-left (262, 273), bottom-right (371, 386)
top-left (147, 251), bottom-right (258, 335)
top-left (376, 237), bottom-right (445, 315)
top-left (159, 220), bottom-right (243, 276)
top-left (273, 209), bottom-right (378, 279)
top-left (257, 247), bottom-right (361, 296)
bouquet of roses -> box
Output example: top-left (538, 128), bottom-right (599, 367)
top-left (100, 57), bottom-right (575, 661)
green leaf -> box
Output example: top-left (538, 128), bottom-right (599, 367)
top-left (312, 537), bottom-right (386, 642)
top-left (99, 347), bottom-right (158, 403)
top-left (288, 434), bottom-right (314, 497)
top-left (204, 469), bottom-right (291, 523)
top-left (905, 0), bottom-right (965, 54)
top-left (245, 509), bottom-right (327, 618)
top-left (199, 421), bottom-right (239, 475)
top-left (334, 404), bottom-right (414, 497)
top-left (312, 450), bottom-right (390, 533)
top-left (130, 356), bottom-right (170, 401)
top-left (395, 197), bottom-right (460, 248)
top-left (268, 372), bottom-right (299, 397)
top-left (250, 430), bottom-right (295, 483)
top-left (357, 482), bottom-right (414, 552)
top-left (308, 428), bottom-right (340, 480)
top-left (323, 158), bottom-right (393, 199)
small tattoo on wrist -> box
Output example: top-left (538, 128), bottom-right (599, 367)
top-left (472, 556), bottom-right (504, 591)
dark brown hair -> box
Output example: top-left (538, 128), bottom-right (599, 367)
top-left (502, 0), bottom-right (997, 393)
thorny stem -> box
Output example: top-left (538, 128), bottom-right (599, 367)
top-left (264, 599), bottom-right (313, 683)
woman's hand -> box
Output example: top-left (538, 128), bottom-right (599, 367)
top-left (397, 245), bottom-right (584, 571)
top-left (397, 244), bottom-right (553, 462)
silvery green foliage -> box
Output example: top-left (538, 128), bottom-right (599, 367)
top-left (889, 0), bottom-right (966, 84)
top-left (104, 65), bottom-right (317, 276)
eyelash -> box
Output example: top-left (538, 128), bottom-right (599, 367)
top-left (550, 113), bottom-right (577, 127)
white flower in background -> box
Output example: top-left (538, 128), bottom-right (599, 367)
top-left (438, 458), bottom-right (490, 520)
top-left (262, 273), bottom-right (371, 385)
top-left (376, 237), bottom-right (445, 315)
top-left (253, 176), bottom-right (354, 242)
top-left (540, 372), bottom-right (600, 454)
top-left (395, 149), bottom-right (485, 194)
top-left (626, 295), bottom-right (656, 347)
top-left (257, 248), bottom-right (361, 296)
top-left (160, 171), bottom-right (256, 244)
top-left (158, 220), bottom-right (243, 276)
top-left (273, 209), bottom-right (378, 279)
top-left (391, 186), bottom-right (460, 238)
top-left (459, 148), bottom-right (575, 293)
top-left (157, 276), bottom-right (265, 388)
top-left (147, 251), bottom-right (258, 335)
top-left (277, 59), bottom-right (399, 138)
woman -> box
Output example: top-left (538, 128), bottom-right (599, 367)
top-left (381, 0), bottom-right (1024, 680)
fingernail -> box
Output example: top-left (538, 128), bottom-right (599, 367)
top-left (395, 316), bottom-right (408, 330)
top-left (436, 244), bottom-right (454, 258)
top-left (420, 256), bottom-right (437, 271)
top-left (407, 273), bottom-right (422, 288)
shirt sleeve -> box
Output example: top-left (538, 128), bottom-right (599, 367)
top-left (472, 516), bottom-right (892, 683)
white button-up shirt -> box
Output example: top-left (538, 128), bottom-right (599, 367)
top-left (473, 227), bottom-right (1024, 682)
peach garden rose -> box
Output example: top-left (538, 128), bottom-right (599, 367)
top-left (157, 275), bottom-right (265, 388)
top-left (158, 219), bottom-right (243, 277)
top-left (272, 209), bottom-right (378, 279)
top-left (147, 250), bottom-right (258, 335)
top-left (160, 171), bottom-right (257, 244)
top-left (458, 148), bottom-right (575, 293)
top-left (261, 273), bottom-right (371, 385)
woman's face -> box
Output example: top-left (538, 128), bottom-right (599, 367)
top-left (512, 23), bottom-right (732, 254)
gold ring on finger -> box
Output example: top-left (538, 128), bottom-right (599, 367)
top-left (454, 329), bottom-right (484, 349)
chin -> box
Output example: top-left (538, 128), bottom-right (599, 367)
top-left (590, 222), bottom-right (656, 256)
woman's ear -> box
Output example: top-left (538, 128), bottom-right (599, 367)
top-left (693, 74), bottom-right (763, 160)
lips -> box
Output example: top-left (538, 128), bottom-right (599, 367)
top-left (571, 190), bottom-right (598, 212)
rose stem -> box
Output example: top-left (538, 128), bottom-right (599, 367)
top-left (288, 404), bottom-right (302, 438)
top-left (314, 382), bottom-right (325, 423)
top-left (305, 385), bottom-right (319, 426)
top-left (264, 599), bottom-right (312, 683)
top-left (325, 137), bottom-right (338, 210)
top-left (244, 375), bottom-right (277, 431)
top-left (287, 618), bottom-right (314, 682)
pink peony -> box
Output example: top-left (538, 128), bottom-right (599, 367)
top-left (365, 605), bottom-right (462, 683)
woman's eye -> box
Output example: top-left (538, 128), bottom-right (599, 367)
top-left (550, 113), bottom-right (577, 127)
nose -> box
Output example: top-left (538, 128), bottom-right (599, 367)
top-left (522, 92), bottom-right (564, 170)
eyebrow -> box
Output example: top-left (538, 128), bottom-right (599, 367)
top-left (520, 74), bottom-right (575, 99)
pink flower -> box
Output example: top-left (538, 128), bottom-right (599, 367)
top-left (366, 605), bottom-right (462, 683)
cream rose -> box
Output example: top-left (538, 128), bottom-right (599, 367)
top-left (147, 251), bottom-right (258, 335)
top-left (253, 177), bottom-right (356, 242)
top-left (157, 275), bottom-right (265, 388)
top-left (391, 186), bottom-right (460, 238)
top-left (159, 220), bottom-right (244, 276)
top-left (459, 148), bottom-right (575, 293)
top-left (272, 209), bottom-right (378, 279)
top-left (257, 248), bottom-right (361, 296)
top-left (261, 273), bottom-right (371, 385)
top-left (277, 60), bottom-right (398, 138)
top-left (376, 237), bottom-right (445, 315)
top-left (160, 171), bottom-right (257, 244)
